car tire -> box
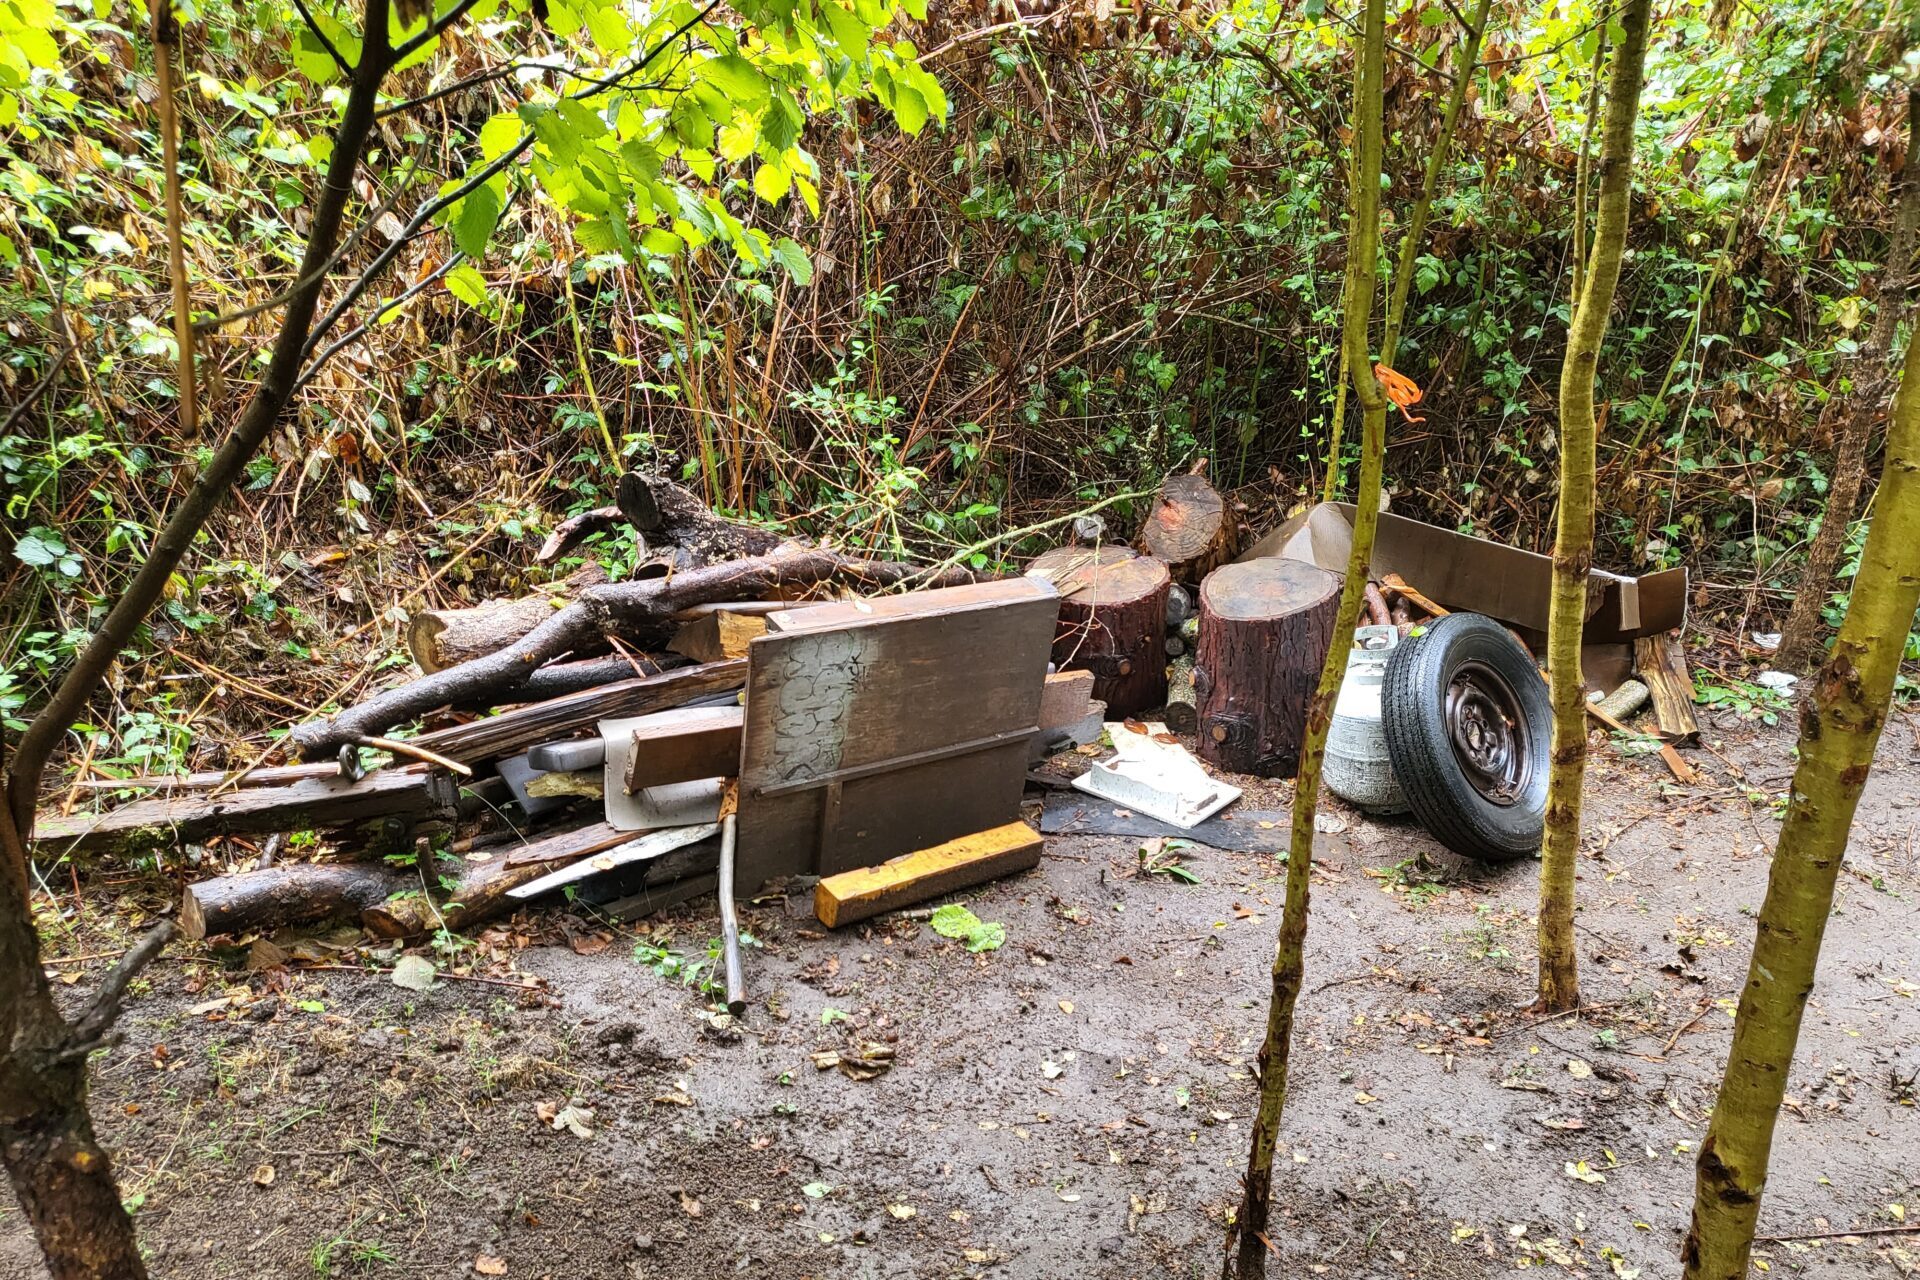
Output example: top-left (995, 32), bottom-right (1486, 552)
top-left (1381, 612), bottom-right (1550, 862)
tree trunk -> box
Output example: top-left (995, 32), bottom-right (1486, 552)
top-left (1029, 547), bottom-right (1171, 717)
top-left (1537, 0), bottom-right (1651, 1016)
top-left (1229, 0), bottom-right (1389, 1269)
top-left (617, 471), bottom-right (788, 567)
top-left (1135, 473), bottom-right (1239, 586)
top-left (1193, 559), bottom-right (1341, 777)
top-left (1683, 329), bottom-right (1920, 1279)
top-left (1378, 0), bottom-right (1494, 368)
top-left (181, 861), bottom-right (410, 940)
top-left (0, 6), bottom-right (399, 1274)
top-left (408, 565), bottom-right (611, 673)
top-left (1774, 88), bottom-right (1920, 673)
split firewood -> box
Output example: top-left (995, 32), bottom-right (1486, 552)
top-left (1134, 472), bottom-right (1239, 586)
top-left (408, 563), bottom-right (666, 673)
top-left (1363, 582), bottom-right (1392, 628)
top-left (290, 550), bottom-right (981, 760)
top-left (667, 609), bottom-right (769, 663)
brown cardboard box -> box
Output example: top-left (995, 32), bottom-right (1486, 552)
top-left (1237, 502), bottom-right (1686, 690)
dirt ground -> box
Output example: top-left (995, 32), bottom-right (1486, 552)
top-left (5, 709), bottom-right (1920, 1280)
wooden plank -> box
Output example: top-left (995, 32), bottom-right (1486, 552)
top-left (502, 821), bottom-right (637, 867)
top-left (1584, 699), bottom-right (1700, 784)
top-left (737, 579), bottom-right (1058, 890)
top-left (622, 705), bottom-right (745, 791)
top-left (668, 611), bottom-right (769, 663)
top-left (409, 659), bottom-right (746, 764)
top-left (1635, 633), bottom-right (1700, 741)
top-left (507, 822), bottom-right (720, 898)
top-left (65, 762), bottom-right (347, 793)
top-left (814, 821), bottom-right (1043, 927)
top-left (34, 768), bottom-right (456, 857)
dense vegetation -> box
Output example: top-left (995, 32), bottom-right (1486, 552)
top-left (5, 0), bottom-right (1916, 771)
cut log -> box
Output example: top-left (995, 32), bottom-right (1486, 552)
top-left (1634, 633), bottom-right (1700, 740)
top-left (1038, 670), bottom-right (1096, 730)
top-left (667, 610), bottom-right (769, 663)
top-left (180, 861), bottom-right (409, 941)
top-left (34, 768), bottom-right (458, 858)
top-left (1193, 558), bottom-right (1341, 777)
top-left (1363, 582), bottom-right (1392, 628)
top-left (407, 659), bottom-right (747, 766)
top-left (1135, 474), bottom-right (1239, 585)
top-left (408, 565), bottom-right (610, 674)
top-left (813, 821), bottom-right (1044, 928)
top-left (622, 705), bottom-right (745, 791)
top-left (1029, 546), bottom-right (1170, 717)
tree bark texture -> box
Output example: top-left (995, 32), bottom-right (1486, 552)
top-left (408, 564), bottom-right (610, 673)
top-left (1682, 328), bottom-right (1920, 1280)
top-left (0, 7), bottom-right (398, 1276)
top-left (181, 861), bottom-right (410, 940)
top-left (1135, 473), bottom-right (1239, 586)
top-left (1230, 0), bottom-right (1389, 1270)
top-left (618, 471), bottom-right (788, 568)
top-left (1774, 88), bottom-right (1920, 673)
top-left (1538, 0), bottom-right (1651, 1016)
top-left (1030, 547), bottom-right (1171, 717)
top-left (1193, 559), bottom-right (1341, 778)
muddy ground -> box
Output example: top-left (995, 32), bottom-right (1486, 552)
top-left (4, 710), bottom-right (1920, 1280)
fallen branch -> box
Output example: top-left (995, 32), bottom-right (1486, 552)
top-left (535, 505), bottom-right (623, 564)
top-left (181, 862), bottom-right (410, 941)
top-left (55, 921), bottom-right (178, 1061)
top-left (290, 550), bottom-right (978, 759)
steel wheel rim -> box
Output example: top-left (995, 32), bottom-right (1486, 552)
top-left (1443, 659), bottom-right (1530, 806)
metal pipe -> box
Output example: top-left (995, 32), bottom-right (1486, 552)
top-left (716, 813), bottom-right (747, 1016)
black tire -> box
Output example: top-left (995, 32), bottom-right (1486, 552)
top-left (1381, 612), bottom-right (1550, 862)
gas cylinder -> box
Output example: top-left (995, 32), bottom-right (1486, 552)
top-left (1324, 625), bottom-right (1407, 814)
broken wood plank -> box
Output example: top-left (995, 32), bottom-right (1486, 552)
top-left (622, 705), bottom-right (745, 791)
top-left (814, 822), bottom-right (1043, 928)
top-left (64, 762), bottom-right (347, 793)
top-left (181, 861), bottom-right (411, 940)
top-left (409, 658), bottom-right (746, 765)
top-left (667, 610), bottom-right (769, 664)
top-left (35, 768), bottom-right (456, 857)
top-left (502, 822), bottom-right (637, 867)
top-left (506, 823), bottom-right (719, 899)
top-left (1380, 573), bottom-right (1450, 618)
top-left (1584, 699), bottom-right (1701, 784)
top-left (1635, 633), bottom-right (1700, 740)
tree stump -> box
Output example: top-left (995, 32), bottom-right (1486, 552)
top-left (1030, 546), bottom-right (1170, 717)
top-left (1136, 474), bottom-right (1239, 586)
top-left (1194, 558), bottom-right (1341, 777)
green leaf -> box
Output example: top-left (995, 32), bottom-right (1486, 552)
top-left (698, 53), bottom-right (769, 108)
top-left (929, 904), bottom-right (981, 939)
top-left (752, 161), bottom-right (791, 203)
top-left (771, 237), bottom-right (813, 284)
top-left (890, 82), bottom-right (928, 135)
top-left (478, 112), bottom-right (523, 161)
top-left (443, 263), bottom-right (489, 307)
top-left (13, 532), bottom-right (60, 567)
top-left (451, 184), bottom-right (502, 259)
top-left (964, 921), bottom-right (1005, 953)
top-left (760, 90), bottom-right (803, 152)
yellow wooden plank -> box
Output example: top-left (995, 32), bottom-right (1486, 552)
top-left (814, 821), bottom-right (1043, 928)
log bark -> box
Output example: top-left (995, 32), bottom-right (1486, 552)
top-left (535, 505), bottom-right (621, 564)
top-left (1193, 559), bottom-right (1342, 777)
top-left (408, 564), bottom-right (611, 673)
top-left (1030, 546), bottom-right (1170, 717)
top-left (618, 472), bottom-right (788, 567)
top-left (1135, 473), bottom-right (1239, 586)
top-left (479, 654), bottom-right (688, 707)
top-left (180, 862), bottom-right (409, 940)
top-left (290, 550), bottom-right (978, 759)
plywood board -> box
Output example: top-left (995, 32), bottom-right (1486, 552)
top-left (736, 578), bottom-right (1058, 890)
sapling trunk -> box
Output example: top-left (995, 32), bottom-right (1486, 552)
top-left (1228, 0), bottom-right (1388, 1271)
top-left (1774, 87), bottom-right (1919, 673)
top-left (1536, 0), bottom-right (1651, 1014)
top-left (1378, 0), bottom-right (1493, 368)
top-left (1683, 328), bottom-right (1920, 1278)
